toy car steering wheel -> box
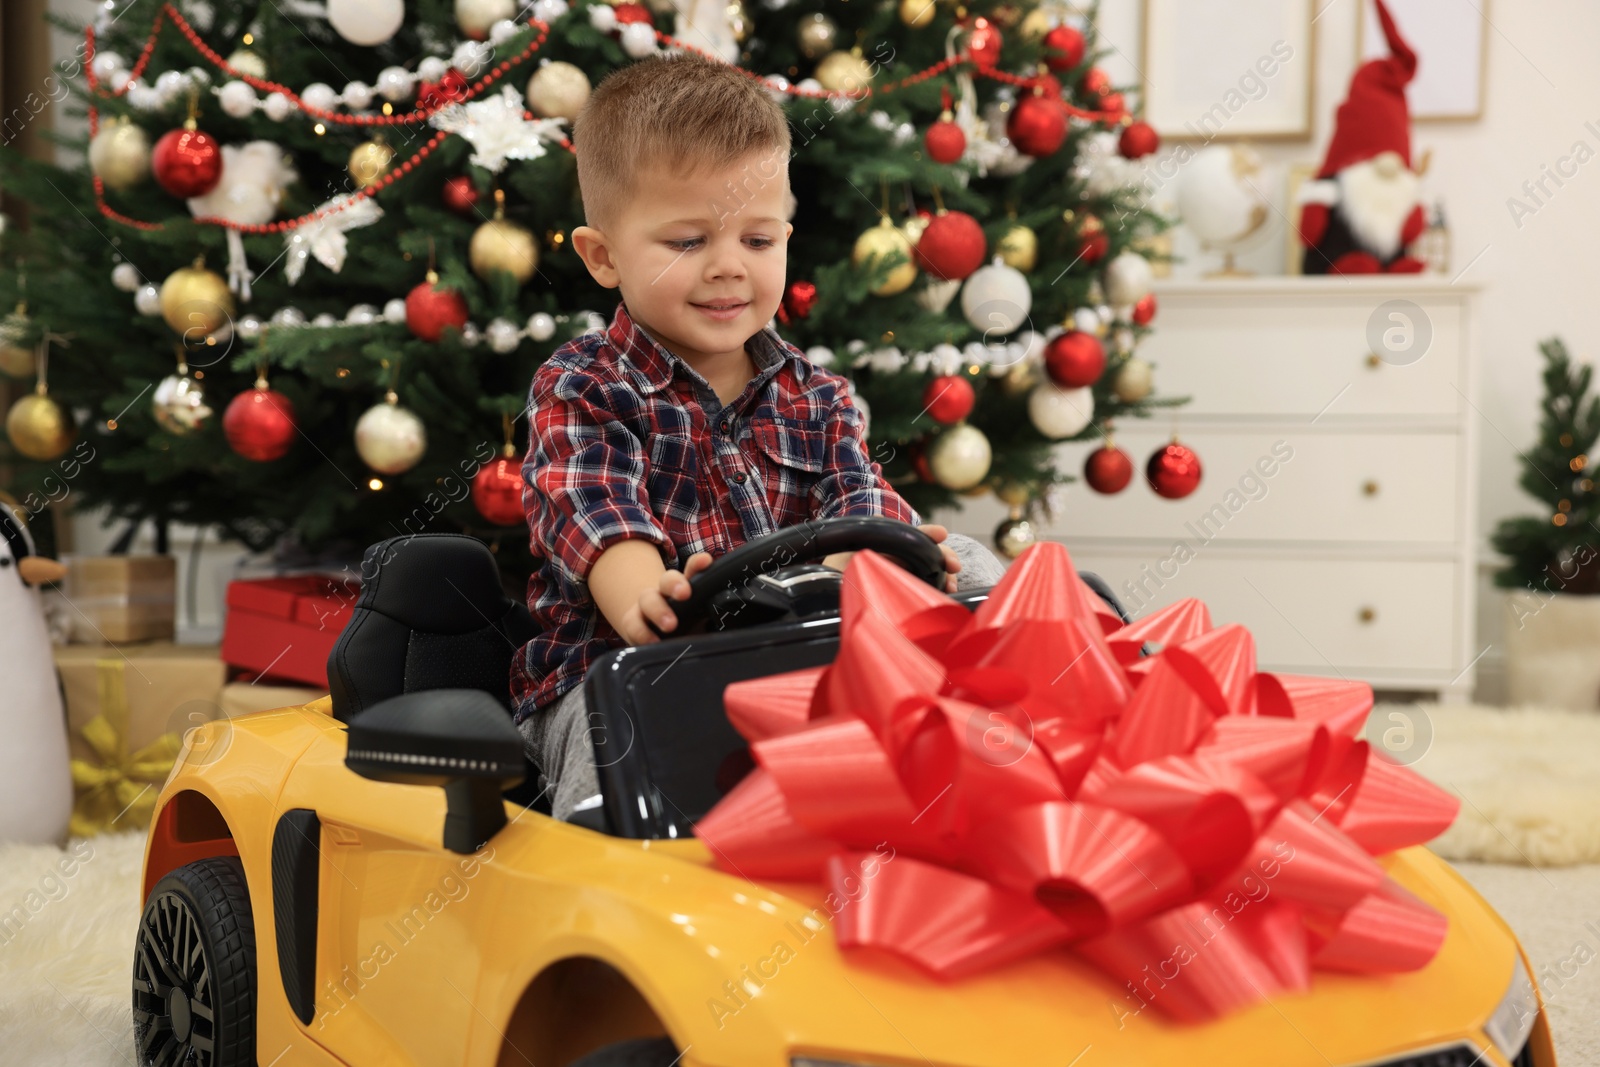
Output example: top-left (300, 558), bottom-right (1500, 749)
top-left (651, 516), bottom-right (947, 636)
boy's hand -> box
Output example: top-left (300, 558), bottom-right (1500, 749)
top-left (822, 524), bottom-right (961, 594)
top-left (617, 551), bottom-right (714, 645)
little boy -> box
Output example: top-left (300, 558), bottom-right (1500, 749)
top-left (512, 51), bottom-right (1005, 821)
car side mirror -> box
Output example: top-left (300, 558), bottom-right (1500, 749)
top-left (344, 689), bottom-right (525, 854)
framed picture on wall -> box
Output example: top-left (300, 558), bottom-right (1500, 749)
top-left (1140, 0), bottom-right (1316, 142)
top-left (1358, 0), bottom-right (1487, 121)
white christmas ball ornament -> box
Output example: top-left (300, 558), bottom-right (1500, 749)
top-left (486, 318), bottom-right (521, 353)
top-left (383, 298), bottom-right (408, 324)
top-left (356, 400), bottom-right (428, 474)
top-left (532, 0), bottom-right (568, 23)
top-left (300, 82), bottom-right (339, 112)
top-left (342, 80), bottom-right (374, 110)
top-left (218, 80), bottom-right (256, 117)
top-left (377, 66), bottom-right (413, 103)
top-left (328, 0), bottom-right (405, 46)
top-left (1114, 357), bottom-right (1154, 402)
top-left (805, 345), bottom-right (835, 368)
top-left (262, 91), bottom-right (293, 121)
top-left (961, 259), bottom-right (1032, 336)
top-left (111, 263), bottom-right (141, 292)
top-left (456, 0), bottom-right (515, 39)
top-left (1028, 382), bottom-right (1095, 439)
top-left (526, 62), bottom-right (591, 121)
top-left (526, 312), bottom-right (556, 340)
top-left (1104, 251), bottom-right (1153, 309)
top-left (589, 4), bottom-right (617, 32)
top-left (621, 22), bottom-right (658, 58)
top-left (134, 284), bottom-right (162, 316)
top-left (225, 49), bottom-right (267, 79)
top-left (91, 52), bottom-right (126, 80)
top-left (927, 424), bottom-right (993, 490)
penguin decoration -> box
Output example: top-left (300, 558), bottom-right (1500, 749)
top-left (0, 505), bottom-right (73, 844)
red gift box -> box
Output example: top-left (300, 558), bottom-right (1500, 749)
top-left (220, 576), bottom-right (361, 688)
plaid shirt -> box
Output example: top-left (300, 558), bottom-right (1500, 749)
top-left (511, 301), bottom-right (919, 720)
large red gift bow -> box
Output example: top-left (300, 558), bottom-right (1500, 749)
top-left (696, 543), bottom-right (1460, 1023)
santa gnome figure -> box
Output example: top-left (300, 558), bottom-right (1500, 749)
top-left (1296, 0), bottom-right (1427, 274)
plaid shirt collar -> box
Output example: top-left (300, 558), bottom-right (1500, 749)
top-left (605, 300), bottom-right (812, 397)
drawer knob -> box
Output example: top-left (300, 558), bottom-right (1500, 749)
top-left (1358, 607), bottom-right (1377, 623)
top-left (1366, 353), bottom-right (1383, 369)
top-left (1362, 480), bottom-right (1380, 496)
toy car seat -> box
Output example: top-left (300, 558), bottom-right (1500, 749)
top-left (326, 533), bottom-right (538, 722)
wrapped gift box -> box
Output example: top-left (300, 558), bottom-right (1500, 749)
top-left (54, 642), bottom-right (226, 835)
top-left (221, 576), bottom-right (360, 688)
top-left (63, 554), bottom-right (176, 644)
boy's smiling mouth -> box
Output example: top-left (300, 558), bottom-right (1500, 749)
top-left (690, 299), bottom-right (749, 321)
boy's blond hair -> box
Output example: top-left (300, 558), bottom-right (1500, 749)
top-left (572, 52), bottom-right (791, 231)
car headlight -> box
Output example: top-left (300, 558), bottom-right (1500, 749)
top-left (1484, 955), bottom-right (1539, 1062)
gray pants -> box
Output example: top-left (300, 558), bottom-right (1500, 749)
top-left (518, 531), bottom-right (1008, 821)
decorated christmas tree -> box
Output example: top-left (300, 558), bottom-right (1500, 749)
top-left (1492, 338), bottom-right (1600, 596)
top-left (1, 0), bottom-right (1181, 580)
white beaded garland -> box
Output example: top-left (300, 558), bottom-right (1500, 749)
top-left (218, 80), bottom-right (256, 117)
top-left (342, 80), bottom-right (374, 110)
top-left (377, 66), bottom-right (413, 102)
top-left (134, 284), bottom-right (162, 316)
top-left (111, 263), bottom-right (142, 293)
top-left (382, 298), bottom-right (408, 324)
top-left (486, 318), bottom-right (521, 353)
top-left (262, 91), bottom-right (294, 121)
top-left (300, 82), bottom-right (339, 112)
top-left (525, 312), bottom-right (556, 340)
top-left (620, 22), bottom-right (657, 56)
top-left (588, 4), bottom-right (617, 32)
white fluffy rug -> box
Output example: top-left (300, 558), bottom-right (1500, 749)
top-left (1371, 701), bottom-right (1600, 867)
top-left (4, 703), bottom-right (1597, 1066)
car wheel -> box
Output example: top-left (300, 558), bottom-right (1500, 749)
top-left (132, 856), bottom-right (257, 1067)
top-left (569, 1037), bottom-right (681, 1067)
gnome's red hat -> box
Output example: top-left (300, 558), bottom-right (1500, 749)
top-left (1315, 0), bottom-right (1417, 179)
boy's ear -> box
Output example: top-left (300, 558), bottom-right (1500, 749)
top-left (570, 225), bottom-right (620, 289)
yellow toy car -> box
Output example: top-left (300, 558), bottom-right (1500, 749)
top-left (133, 522), bottom-right (1557, 1067)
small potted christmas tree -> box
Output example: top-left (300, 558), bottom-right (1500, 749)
top-left (1492, 338), bottom-right (1600, 708)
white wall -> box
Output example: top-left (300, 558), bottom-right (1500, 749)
top-left (945, 0), bottom-right (1600, 703)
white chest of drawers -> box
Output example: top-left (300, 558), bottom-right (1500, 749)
top-left (956, 277), bottom-right (1481, 702)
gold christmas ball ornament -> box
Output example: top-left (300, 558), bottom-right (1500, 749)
top-left (994, 512), bottom-right (1038, 560)
top-left (6, 388), bottom-right (75, 461)
top-left (998, 223), bottom-right (1038, 273)
top-left (525, 61), bottom-right (591, 121)
top-left (1114, 356), bottom-right (1154, 402)
top-left (852, 217), bottom-right (917, 296)
top-left (471, 216), bottom-right (540, 286)
top-left (1019, 8), bottom-right (1052, 39)
top-left (88, 117), bottom-right (151, 192)
top-left (1000, 355), bottom-right (1042, 397)
top-left (927, 423), bottom-right (993, 490)
top-left (994, 479), bottom-right (1032, 507)
top-left (225, 49), bottom-right (267, 79)
top-left (900, 0), bottom-right (936, 28)
top-left (347, 138), bottom-right (396, 187)
top-left (798, 13), bottom-right (838, 59)
top-left (0, 304), bottom-right (33, 379)
top-left (159, 261), bottom-right (235, 339)
top-left (816, 50), bottom-right (874, 94)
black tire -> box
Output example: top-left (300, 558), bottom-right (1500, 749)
top-left (132, 856), bottom-right (257, 1067)
top-left (569, 1037), bottom-right (680, 1067)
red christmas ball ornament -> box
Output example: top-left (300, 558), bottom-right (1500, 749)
top-left (1080, 67), bottom-right (1113, 100)
top-left (1146, 440), bottom-right (1203, 499)
top-left (441, 175), bottom-right (481, 216)
top-left (1119, 120), bottom-right (1160, 159)
top-left (612, 2), bottom-right (653, 25)
top-left (1132, 293), bottom-right (1158, 326)
top-left (472, 449), bottom-right (526, 525)
top-left (405, 276), bottom-right (470, 341)
top-left (1044, 330), bottom-right (1105, 388)
top-left (1007, 93), bottom-right (1067, 157)
top-left (222, 384), bottom-right (297, 462)
top-left (1042, 25), bottom-right (1085, 71)
top-left (923, 374), bottom-right (975, 425)
top-left (151, 125), bottom-right (223, 198)
top-left (925, 116), bottom-right (966, 164)
top-left (1084, 443), bottom-right (1133, 494)
top-left (914, 210), bottom-right (987, 281)
top-left (909, 438), bottom-right (936, 484)
top-left (1098, 92), bottom-right (1126, 116)
top-left (777, 279), bottom-right (818, 326)
top-left (965, 16), bottom-right (1003, 69)
top-left (1076, 213), bottom-right (1109, 265)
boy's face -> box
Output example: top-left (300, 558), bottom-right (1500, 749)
top-left (571, 149), bottom-right (793, 368)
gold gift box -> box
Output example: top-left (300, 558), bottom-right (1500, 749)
top-left (63, 554), bottom-right (177, 644)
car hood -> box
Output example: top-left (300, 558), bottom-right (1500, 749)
top-left (633, 841), bottom-right (1514, 1067)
